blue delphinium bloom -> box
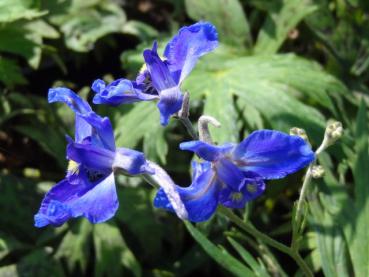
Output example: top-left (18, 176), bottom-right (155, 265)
top-left (91, 22), bottom-right (218, 125)
top-left (34, 88), bottom-right (154, 227)
top-left (154, 130), bottom-right (315, 222)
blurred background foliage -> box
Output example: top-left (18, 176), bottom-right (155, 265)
top-left (0, 0), bottom-right (368, 276)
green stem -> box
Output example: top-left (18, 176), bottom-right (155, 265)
top-left (294, 164), bottom-right (313, 228)
top-left (219, 207), bottom-right (313, 277)
top-left (294, 138), bottom-right (327, 232)
top-left (178, 116), bottom-right (198, 140)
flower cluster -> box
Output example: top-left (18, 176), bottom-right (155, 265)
top-left (35, 22), bottom-right (314, 227)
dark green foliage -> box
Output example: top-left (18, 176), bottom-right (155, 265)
top-left (1, 0), bottom-right (368, 276)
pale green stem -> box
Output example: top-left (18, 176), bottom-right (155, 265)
top-left (295, 138), bottom-right (327, 228)
top-left (219, 207), bottom-right (313, 277)
top-left (176, 91), bottom-right (198, 140)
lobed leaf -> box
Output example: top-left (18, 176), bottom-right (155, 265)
top-left (185, 0), bottom-right (252, 49)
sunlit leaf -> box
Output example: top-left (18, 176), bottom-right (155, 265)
top-left (114, 103), bottom-right (161, 148)
top-left (184, 52), bottom-right (344, 141)
top-left (144, 126), bottom-right (168, 164)
top-left (122, 20), bottom-right (159, 41)
top-left (0, 0), bottom-right (47, 23)
top-left (185, 0), bottom-right (252, 49)
top-left (54, 2), bottom-right (126, 52)
top-left (203, 84), bottom-right (238, 143)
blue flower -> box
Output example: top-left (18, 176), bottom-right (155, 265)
top-left (154, 130), bottom-right (315, 222)
top-left (91, 22), bottom-right (218, 125)
top-left (34, 88), bottom-right (154, 227)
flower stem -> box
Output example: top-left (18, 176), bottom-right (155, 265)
top-left (219, 207), bottom-right (313, 277)
top-left (176, 92), bottom-right (198, 140)
top-left (294, 135), bottom-right (327, 229)
top-left (295, 121), bottom-right (343, 228)
top-left (178, 116), bottom-right (198, 140)
top-left (294, 164), bottom-right (313, 228)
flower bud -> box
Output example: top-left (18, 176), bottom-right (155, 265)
top-left (311, 165), bottom-right (324, 178)
top-left (290, 127), bottom-right (309, 143)
top-left (325, 121), bottom-right (343, 146)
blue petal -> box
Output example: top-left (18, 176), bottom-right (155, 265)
top-left (219, 172), bottom-right (265, 209)
top-left (92, 78), bottom-right (157, 106)
top-left (164, 22), bottom-right (218, 84)
top-left (180, 141), bottom-right (234, 161)
top-left (143, 41), bottom-right (177, 91)
top-left (48, 87), bottom-right (115, 151)
top-left (48, 87), bottom-right (92, 114)
top-left (233, 130), bottom-right (315, 179)
top-left (91, 79), bottom-right (106, 94)
top-left (75, 115), bottom-right (92, 143)
top-left (154, 161), bottom-right (219, 222)
top-left (157, 86), bottom-right (183, 125)
top-left (81, 112), bottom-right (116, 151)
top-left (67, 141), bottom-right (115, 171)
top-left (191, 160), bottom-right (211, 179)
top-left (34, 173), bottom-right (118, 227)
top-left (215, 159), bottom-right (247, 191)
top-left (113, 147), bottom-right (154, 175)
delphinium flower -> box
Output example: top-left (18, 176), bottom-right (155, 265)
top-left (154, 130), bottom-right (315, 222)
top-left (34, 88), bottom-right (183, 227)
top-left (91, 22), bottom-right (218, 125)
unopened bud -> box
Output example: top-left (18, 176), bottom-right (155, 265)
top-left (311, 165), bottom-right (324, 178)
top-left (198, 115), bottom-right (221, 144)
top-left (290, 127), bottom-right (309, 143)
top-left (325, 121), bottom-right (343, 145)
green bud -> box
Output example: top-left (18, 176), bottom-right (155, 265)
top-left (290, 127), bottom-right (309, 143)
top-left (311, 165), bottom-right (324, 178)
top-left (325, 121), bottom-right (343, 146)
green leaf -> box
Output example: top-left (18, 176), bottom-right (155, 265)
top-left (0, 249), bottom-right (64, 277)
top-left (93, 223), bottom-right (142, 277)
top-left (122, 20), bottom-right (159, 41)
top-left (14, 121), bottom-right (67, 169)
top-left (0, 0), bottom-right (47, 23)
top-left (227, 237), bottom-right (270, 277)
top-left (236, 98), bottom-right (264, 131)
top-left (0, 174), bottom-right (40, 238)
top-left (0, 26), bottom-right (39, 61)
top-left (0, 232), bottom-right (24, 260)
top-left (184, 52), bottom-right (343, 141)
top-left (144, 126), bottom-right (168, 164)
top-left (56, 2), bottom-right (126, 52)
top-left (203, 84), bottom-right (238, 143)
top-left (0, 56), bottom-right (26, 86)
top-left (115, 103), bottom-right (161, 148)
top-left (347, 100), bottom-right (369, 277)
top-left (25, 20), bottom-right (60, 39)
top-left (254, 0), bottom-right (317, 54)
top-left (116, 187), bottom-right (164, 260)
top-left (185, 0), bottom-right (252, 49)
top-left (309, 196), bottom-right (350, 277)
top-left (184, 222), bottom-right (254, 277)
top-left (55, 219), bottom-right (92, 273)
